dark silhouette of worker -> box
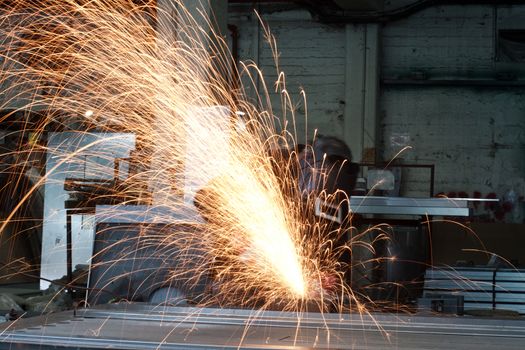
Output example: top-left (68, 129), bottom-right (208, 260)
top-left (297, 135), bottom-right (358, 199)
top-left (295, 135), bottom-right (358, 289)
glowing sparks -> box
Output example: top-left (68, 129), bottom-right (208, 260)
top-left (219, 164), bottom-right (307, 298)
top-left (0, 0), bottom-right (353, 310)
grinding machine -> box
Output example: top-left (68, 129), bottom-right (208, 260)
top-left (1, 132), bottom-right (524, 350)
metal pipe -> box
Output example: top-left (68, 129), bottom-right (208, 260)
top-left (382, 79), bottom-right (525, 87)
top-left (299, 0), bottom-right (525, 24)
top-left (66, 210), bottom-right (73, 292)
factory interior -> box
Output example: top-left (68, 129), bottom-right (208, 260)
top-left (0, 0), bottom-right (524, 349)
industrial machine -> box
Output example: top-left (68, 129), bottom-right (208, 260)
top-left (36, 133), bottom-right (504, 308)
top-left (0, 132), bottom-right (520, 350)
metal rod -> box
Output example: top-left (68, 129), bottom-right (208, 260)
top-left (66, 210), bottom-right (73, 293)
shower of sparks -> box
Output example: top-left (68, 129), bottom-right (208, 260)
top-left (0, 0), bottom-right (370, 311)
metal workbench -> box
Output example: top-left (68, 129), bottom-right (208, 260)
top-left (349, 196), bottom-right (478, 217)
top-left (92, 196), bottom-right (481, 225)
top-left (1, 303), bottom-right (524, 349)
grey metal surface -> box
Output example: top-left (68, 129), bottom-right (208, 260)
top-left (86, 222), bottom-right (208, 305)
top-left (89, 205), bottom-right (205, 304)
top-left (2, 303), bottom-right (525, 349)
top-left (95, 196), bottom-right (479, 224)
top-left (95, 205), bottom-right (202, 224)
top-left (351, 196), bottom-right (499, 216)
top-left (349, 196), bottom-right (473, 216)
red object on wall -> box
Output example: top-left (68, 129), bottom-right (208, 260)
top-left (485, 192), bottom-right (497, 210)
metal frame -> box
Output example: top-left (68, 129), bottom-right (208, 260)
top-left (359, 162), bottom-right (435, 196)
top-left (349, 196), bottom-right (472, 216)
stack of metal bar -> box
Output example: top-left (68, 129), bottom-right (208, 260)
top-left (2, 303), bottom-right (525, 349)
top-left (421, 267), bottom-right (525, 314)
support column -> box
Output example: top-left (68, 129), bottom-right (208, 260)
top-left (343, 23), bottom-right (380, 163)
top-left (344, 23), bottom-right (381, 293)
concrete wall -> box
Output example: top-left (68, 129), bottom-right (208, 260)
top-left (381, 5), bottom-right (525, 199)
top-left (382, 5), bottom-right (495, 79)
top-left (229, 3), bottom-right (525, 212)
top-left (382, 86), bottom-right (525, 198)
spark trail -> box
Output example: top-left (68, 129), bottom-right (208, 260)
top-left (0, 0), bottom-right (354, 310)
